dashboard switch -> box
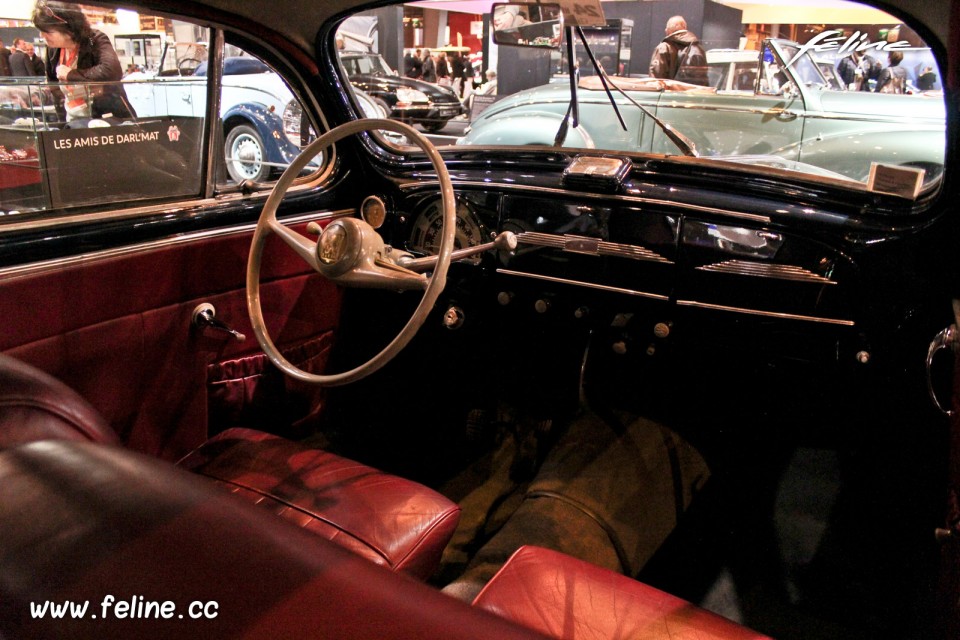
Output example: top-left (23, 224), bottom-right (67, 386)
top-left (497, 291), bottom-right (514, 306)
top-left (534, 298), bottom-right (551, 314)
top-left (653, 322), bottom-right (672, 339)
top-left (443, 306), bottom-right (465, 330)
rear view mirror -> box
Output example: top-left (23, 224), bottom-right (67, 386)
top-left (492, 3), bottom-right (563, 49)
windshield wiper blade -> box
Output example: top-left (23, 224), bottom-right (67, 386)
top-left (573, 27), bottom-right (698, 158)
top-left (575, 26), bottom-right (626, 131)
top-left (554, 26), bottom-right (578, 147)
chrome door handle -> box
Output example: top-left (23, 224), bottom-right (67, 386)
top-left (926, 324), bottom-right (957, 416)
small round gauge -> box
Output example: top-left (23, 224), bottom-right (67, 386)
top-left (360, 195), bottom-right (387, 229)
top-left (408, 198), bottom-right (486, 265)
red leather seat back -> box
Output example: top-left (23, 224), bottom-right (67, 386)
top-left (0, 441), bottom-right (548, 640)
top-left (0, 353), bottom-right (119, 450)
top-left (473, 546), bottom-right (773, 640)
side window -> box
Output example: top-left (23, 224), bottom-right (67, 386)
top-left (0, 8), bottom-right (209, 216)
top-left (215, 44), bottom-right (318, 186)
top-left (0, 6), bottom-right (317, 219)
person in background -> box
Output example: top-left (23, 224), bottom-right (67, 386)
top-left (421, 48), bottom-right (436, 83)
top-left (837, 50), bottom-right (879, 91)
top-left (25, 43), bottom-right (45, 76)
top-left (0, 39), bottom-right (12, 76)
top-left (450, 51), bottom-right (466, 97)
top-left (648, 15), bottom-right (707, 86)
top-left (404, 48), bottom-right (422, 79)
top-left (436, 51), bottom-right (450, 86)
top-left (875, 50), bottom-right (908, 94)
top-left (917, 65), bottom-right (937, 91)
top-left (9, 42), bottom-right (44, 76)
top-left (466, 69), bottom-right (497, 114)
top-left (32, 0), bottom-right (135, 120)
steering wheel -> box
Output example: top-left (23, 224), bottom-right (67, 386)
top-left (178, 57), bottom-right (203, 76)
top-left (247, 118), bottom-right (455, 386)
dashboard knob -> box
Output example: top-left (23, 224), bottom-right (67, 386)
top-left (574, 306), bottom-right (589, 319)
top-left (534, 298), bottom-right (551, 314)
top-left (653, 322), bottom-right (671, 339)
top-left (497, 291), bottom-right (514, 306)
top-left (612, 340), bottom-right (628, 355)
top-left (856, 350), bottom-right (870, 364)
top-left (443, 306), bottom-right (465, 330)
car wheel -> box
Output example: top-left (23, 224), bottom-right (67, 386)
top-left (373, 98), bottom-right (391, 119)
top-left (422, 121), bottom-right (446, 133)
top-left (225, 124), bottom-right (270, 183)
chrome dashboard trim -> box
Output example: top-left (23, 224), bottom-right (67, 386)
top-left (696, 259), bottom-right (837, 284)
top-left (497, 268), bottom-right (670, 301)
top-left (0, 209), bottom-right (352, 282)
top-left (401, 181), bottom-right (773, 224)
top-left (518, 232), bottom-right (674, 264)
top-left (676, 299), bottom-right (854, 325)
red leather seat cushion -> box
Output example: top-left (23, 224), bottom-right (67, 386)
top-left (0, 353), bottom-right (119, 451)
top-left (177, 427), bottom-right (460, 580)
top-left (473, 546), bottom-right (773, 640)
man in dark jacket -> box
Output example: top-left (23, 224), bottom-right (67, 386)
top-left (648, 15), bottom-right (708, 86)
top-left (9, 42), bottom-right (44, 76)
top-left (0, 39), bottom-right (11, 76)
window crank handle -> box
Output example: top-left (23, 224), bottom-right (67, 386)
top-left (192, 303), bottom-right (247, 342)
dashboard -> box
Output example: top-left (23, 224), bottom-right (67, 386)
top-left (389, 178), bottom-right (866, 373)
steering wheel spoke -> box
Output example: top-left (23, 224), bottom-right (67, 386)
top-left (247, 118), bottom-right (455, 386)
top-left (268, 218), bottom-right (322, 271)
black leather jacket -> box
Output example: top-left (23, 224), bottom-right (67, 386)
top-left (648, 29), bottom-right (708, 86)
top-left (44, 29), bottom-right (135, 119)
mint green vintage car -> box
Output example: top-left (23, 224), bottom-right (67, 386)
top-left (458, 39), bottom-right (945, 186)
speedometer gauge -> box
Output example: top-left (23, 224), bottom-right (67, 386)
top-left (408, 198), bottom-right (486, 265)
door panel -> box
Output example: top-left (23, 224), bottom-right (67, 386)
top-left (939, 301), bottom-right (960, 637)
top-left (0, 219), bottom-right (343, 460)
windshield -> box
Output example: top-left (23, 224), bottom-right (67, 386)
top-left (777, 42), bottom-right (831, 89)
top-left (340, 0), bottom-right (945, 195)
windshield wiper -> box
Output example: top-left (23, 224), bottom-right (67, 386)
top-left (561, 26), bottom-right (699, 158)
top-left (554, 26), bottom-right (579, 147)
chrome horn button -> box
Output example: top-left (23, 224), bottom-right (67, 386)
top-left (316, 219), bottom-right (362, 277)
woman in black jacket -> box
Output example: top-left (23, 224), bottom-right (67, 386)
top-left (32, 1), bottom-right (135, 121)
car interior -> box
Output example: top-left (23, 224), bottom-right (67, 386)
top-left (0, 0), bottom-right (958, 638)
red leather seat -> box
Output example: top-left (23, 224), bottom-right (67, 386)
top-left (178, 428), bottom-right (461, 580)
top-left (0, 353), bottom-right (120, 450)
top-left (473, 546), bottom-right (773, 640)
top-left (0, 353), bottom-right (458, 580)
top-left (0, 440), bottom-right (545, 640)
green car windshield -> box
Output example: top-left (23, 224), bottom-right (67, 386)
top-left (343, 0), bottom-right (945, 198)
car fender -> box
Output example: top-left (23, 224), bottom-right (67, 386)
top-left (459, 112), bottom-right (596, 148)
top-left (222, 102), bottom-right (301, 167)
top-left (795, 126), bottom-right (945, 182)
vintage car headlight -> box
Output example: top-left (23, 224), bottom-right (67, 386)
top-left (395, 88), bottom-right (429, 106)
top-left (282, 99), bottom-right (305, 146)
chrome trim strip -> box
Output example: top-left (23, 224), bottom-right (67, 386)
top-left (497, 268), bottom-right (670, 301)
top-left (657, 102), bottom-right (799, 117)
top-left (646, 102), bottom-right (942, 126)
top-left (517, 232), bottom-right (673, 264)
top-left (402, 181), bottom-right (772, 223)
top-left (0, 184), bottom-right (323, 234)
top-left (0, 209), bottom-right (352, 282)
top-left (697, 259), bottom-right (837, 284)
top-left (676, 299), bottom-right (854, 326)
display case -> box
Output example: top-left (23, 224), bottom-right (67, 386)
top-left (577, 18), bottom-right (633, 76)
